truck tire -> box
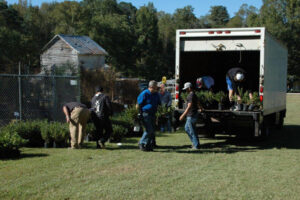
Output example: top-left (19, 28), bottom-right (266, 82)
top-left (276, 115), bottom-right (284, 130)
top-left (260, 125), bottom-right (270, 140)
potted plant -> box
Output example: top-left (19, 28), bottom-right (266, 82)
top-left (203, 91), bottom-right (215, 109)
top-left (236, 87), bottom-right (245, 111)
top-left (180, 92), bottom-right (189, 109)
top-left (249, 92), bottom-right (260, 111)
top-left (213, 91), bottom-right (227, 110)
top-left (242, 90), bottom-right (249, 111)
top-left (195, 91), bottom-right (206, 110)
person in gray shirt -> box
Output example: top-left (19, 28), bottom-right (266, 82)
top-left (158, 83), bottom-right (172, 133)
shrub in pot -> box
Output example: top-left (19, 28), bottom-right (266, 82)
top-left (242, 90), bottom-right (250, 111)
top-left (49, 122), bottom-right (69, 147)
top-left (203, 91), bottom-right (215, 109)
top-left (180, 92), bottom-right (189, 109)
top-left (110, 124), bottom-right (127, 143)
top-left (213, 91), bottom-right (227, 110)
top-left (0, 129), bottom-right (27, 158)
top-left (195, 91), bottom-right (206, 110)
top-left (3, 120), bottom-right (45, 147)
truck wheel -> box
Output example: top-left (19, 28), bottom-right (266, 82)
top-left (260, 126), bottom-right (270, 140)
top-left (276, 115), bottom-right (284, 130)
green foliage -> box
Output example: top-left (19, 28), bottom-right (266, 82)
top-left (180, 92), bottom-right (188, 102)
top-left (0, 128), bottom-right (27, 158)
top-left (156, 105), bottom-right (174, 120)
top-left (214, 91), bottom-right (227, 103)
top-left (110, 124), bottom-right (127, 143)
top-left (40, 122), bottom-right (69, 146)
top-left (204, 91), bottom-right (215, 104)
top-left (2, 120), bottom-right (45, 147)
top-left (195, 91), bottom-right (207, 106)
top-left (208, 6), bottom-right (230, 27)
top-left (251, 92), bottom-right (261, 107)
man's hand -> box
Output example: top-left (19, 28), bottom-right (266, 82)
top-left (66, 115), bottom-right (70, 123)
top-left (179, 115), bottom-right (184, 121)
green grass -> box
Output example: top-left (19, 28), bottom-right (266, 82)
top-left (1, 94), bottom-right (300, 200)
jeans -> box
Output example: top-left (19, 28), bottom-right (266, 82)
top-left (139, 112), bottom-right (156, 149)
top-left (160, 117), bottom-right (172, 133)
top-left (184, 114), bottom-right (200, 148)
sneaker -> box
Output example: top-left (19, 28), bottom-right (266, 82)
top-left (99, 141), bottom-right (106, 149)
top-left (139, 144), bottom-right (146, 151)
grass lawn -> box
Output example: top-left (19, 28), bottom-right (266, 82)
top-left (1, 94), bottom-right (300, 200)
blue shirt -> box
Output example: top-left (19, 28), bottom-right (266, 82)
top-left (159, 91), bottom-right (172, 107)
top-left (202, 76), bottom-right (214, 89)
top-left (137, 89), bottom-right (161, 114)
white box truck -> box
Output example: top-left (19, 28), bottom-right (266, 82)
top-left (174, 27), bottom-right (287, 137)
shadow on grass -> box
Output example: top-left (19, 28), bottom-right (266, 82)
top-left (80, 125), bottom-right (300, 153)
top-left (156, 125), bottom-right (300, 154)
top-left (1, 153), bottom-right (49, 160)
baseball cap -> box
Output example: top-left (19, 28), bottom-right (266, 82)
top-left (182, 82), bottom-right (192, 90)
top-left (235, 73), bottom-right (244, 81)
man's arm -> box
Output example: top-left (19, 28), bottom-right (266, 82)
top-left (179, 103), bottom-right (192, 121)
top-left (105, 96), bottom-right (113, 116)
top-left (63, 106), bottom-right (70, 123)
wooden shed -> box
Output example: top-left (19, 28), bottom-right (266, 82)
top-left (41, 34), bottom-right (108, 73)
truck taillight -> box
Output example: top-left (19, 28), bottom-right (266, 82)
top-left (175, 85), bottom-right (179, 91)
top-left (260, 85), bottom-right (264, 93)
top-left (208, 31), bottom-right (214, 34)
top-left (260, 95), bottom-right (263, 102)
top-left (255, 30), bottom-right (261, 33)
top-left (225, 31), bottom-right (231, 34)
top-left (217, 31), bottom-right (222, 34)
top-left (180, 31), bottom-right (186, 35)
top-left (175, 93), bottom-right (179, 99)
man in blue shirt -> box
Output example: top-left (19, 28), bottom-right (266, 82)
top-left (159, 83), bottom-right (172, 133)
top-left (137, 80), bottom-right (161, 151)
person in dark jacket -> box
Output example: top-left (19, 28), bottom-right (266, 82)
top-left (226, 67), bottom-right (253, 110)
top-left (91, 86), bottom-right (113, 149)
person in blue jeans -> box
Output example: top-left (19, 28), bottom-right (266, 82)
top-left (179, 82), bottom-right (200, 149)
top-left (137, 80), bottom-right (161, 151)
top-left (158, 83), bottom-right (172, 133)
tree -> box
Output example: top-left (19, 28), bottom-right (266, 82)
top-left (208, 6), bottom-right (230, 27)
top-left (135, 3), bottom-right (161, 80)
top-left (173, 6), bottom-right (200, 29)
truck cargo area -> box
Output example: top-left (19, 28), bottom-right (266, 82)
top-left (179, 51), bottom-right (260, 108)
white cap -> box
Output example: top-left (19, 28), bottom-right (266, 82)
top-left (235, 73), bottom-right (244, 81)
top-left (182, 82), bottom-right (192, 90)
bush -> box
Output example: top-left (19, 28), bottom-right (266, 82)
top-left (2, 120), bottom-right (45, 147)
top-left (41, 122), bottom-right (69, 147)
top-left (0, 129), bottom-right (27, 159)
top-left (110, 124), bottom-right (127, 143)
top-left (213, 91), bottom-right (227, 104)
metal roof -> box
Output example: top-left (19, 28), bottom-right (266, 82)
top-left (42, 34), bottom-right (108, 55)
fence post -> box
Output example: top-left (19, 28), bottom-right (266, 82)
top-left (18, 62), bottom-right (22, 120)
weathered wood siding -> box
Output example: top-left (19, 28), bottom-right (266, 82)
top-left (78, 55), bottom-right (105, 69)
top-left (41, 39), bottom-right (78, 70)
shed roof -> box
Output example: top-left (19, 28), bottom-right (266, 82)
top-left (41, 34), bottom-right (108, 55)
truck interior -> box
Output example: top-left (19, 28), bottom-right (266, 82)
top-left (179, 51), bottom-right (260, 108)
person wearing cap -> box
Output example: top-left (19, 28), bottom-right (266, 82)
top-left (226, 67), bottom-right (253, 110)
top-left (159, 83), bottom-right (172, 133)
top-left (91, 86), bottom-right (113, 149)
top-left (196, 76), bottom-right (215, 91)
top-left (137, 80), bottom-right (161, 151)
top-left (179, 82), bottom-right (200, 149)
top-left (63, 102), bottom-right (90, 149)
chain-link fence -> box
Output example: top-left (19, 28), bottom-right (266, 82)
top-left (0, 74), bottom-right (80, 126)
